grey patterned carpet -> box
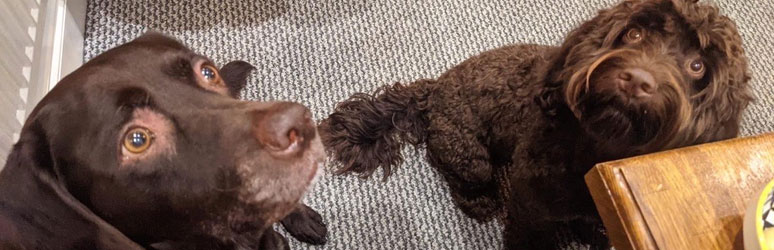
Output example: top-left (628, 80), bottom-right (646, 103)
top-left (83, 0), bottom-right (774, 249)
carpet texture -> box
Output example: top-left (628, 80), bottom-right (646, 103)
top-left (83, 0), bottom-right (774, 249)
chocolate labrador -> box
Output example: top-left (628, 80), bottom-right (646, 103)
top-left (0, 32), bottom-right (327, 249)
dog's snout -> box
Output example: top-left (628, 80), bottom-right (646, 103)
top-left (252, 102), bottom-right (315, 152)
top-left (618, 68), bottom-right (656, 98)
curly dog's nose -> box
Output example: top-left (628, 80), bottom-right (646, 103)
top-left (252, 102), bottom-right (314, 151)
top-left (618, 68), bottom-right (656, 98)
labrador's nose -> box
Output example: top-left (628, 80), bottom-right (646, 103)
top-left (252, 102), bottom-right (315, 152)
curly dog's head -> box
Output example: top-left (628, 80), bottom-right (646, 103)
top-left (543, 0), bottom-right (752, 155)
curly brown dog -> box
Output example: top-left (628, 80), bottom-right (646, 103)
top-left (320, 0), bottom-right (752, 248)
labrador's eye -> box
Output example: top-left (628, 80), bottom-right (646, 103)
top-left (201, 65), bottom-right (219, 81)
top-left (123, 127), bottom-right (153, 153)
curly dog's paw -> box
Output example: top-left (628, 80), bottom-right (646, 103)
top-left (281, 204), bottom-right (328, 245)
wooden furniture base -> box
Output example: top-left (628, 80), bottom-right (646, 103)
top-left (586, 133), bottom-right (774, 250)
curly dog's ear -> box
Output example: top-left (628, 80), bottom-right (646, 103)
top-left (537, 2), bottom-right (631, 115)
top-left (220, 60), bottom-right (256, 98)
top-left (536, 19), bottom-right (601, 115)
top-left (686, 10), bottom-right (753, 143)
top-left (536, 16), bottom-right (600, 114)
top-left (692, 53), bottom-right (753, 142)
top-left (544, 2), bottom-right (632, 85)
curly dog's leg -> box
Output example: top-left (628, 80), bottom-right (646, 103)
top-left (569, 219), bottom-right (610, 250)
top-left (504, 218), bottom-right (608, 250)
top-left (503, 193), bottom-right (569, 250)
top-left (504, 218), bottom-right (568, 250)
top-left (444, 173), bottom-right (501, 222)
top-left (425, 115), bottom-right (500, 221)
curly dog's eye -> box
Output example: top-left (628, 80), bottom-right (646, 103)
top-left (689, 60), bottom-right (704, 72)
top-left (686, 59), bottom-right (706, 78)
top-left (123, 127), bottom-right (154, 153)
top-left (623, 28), bottom-right (644, 44)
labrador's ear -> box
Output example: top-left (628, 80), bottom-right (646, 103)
top-left (0, 113), bottom-right (144, 249)
top-left (3, 119), bottom-right (55, 177)
top-left (220, 60), bottom-right (256, 98)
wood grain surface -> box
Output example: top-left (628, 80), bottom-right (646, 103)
top-left (586, 133), bottom-right (774, 250)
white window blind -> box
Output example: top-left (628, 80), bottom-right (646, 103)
top-left (0, 0), bottom-right (86, 171)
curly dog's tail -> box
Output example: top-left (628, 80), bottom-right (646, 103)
top-left (319, 80), bottom-right (434, 180)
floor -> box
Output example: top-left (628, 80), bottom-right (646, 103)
top-left (84, 0), bottom-right (774, 249)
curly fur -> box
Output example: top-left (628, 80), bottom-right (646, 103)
top-left (320, 0), bottom-right (752, 248)
top-left (320, 81), bottom-right (432, 179)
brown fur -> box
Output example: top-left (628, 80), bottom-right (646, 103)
top-left (0, 33), bottom-right (328, 249)
top-left (320, 0), bottom-right (752, 248)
